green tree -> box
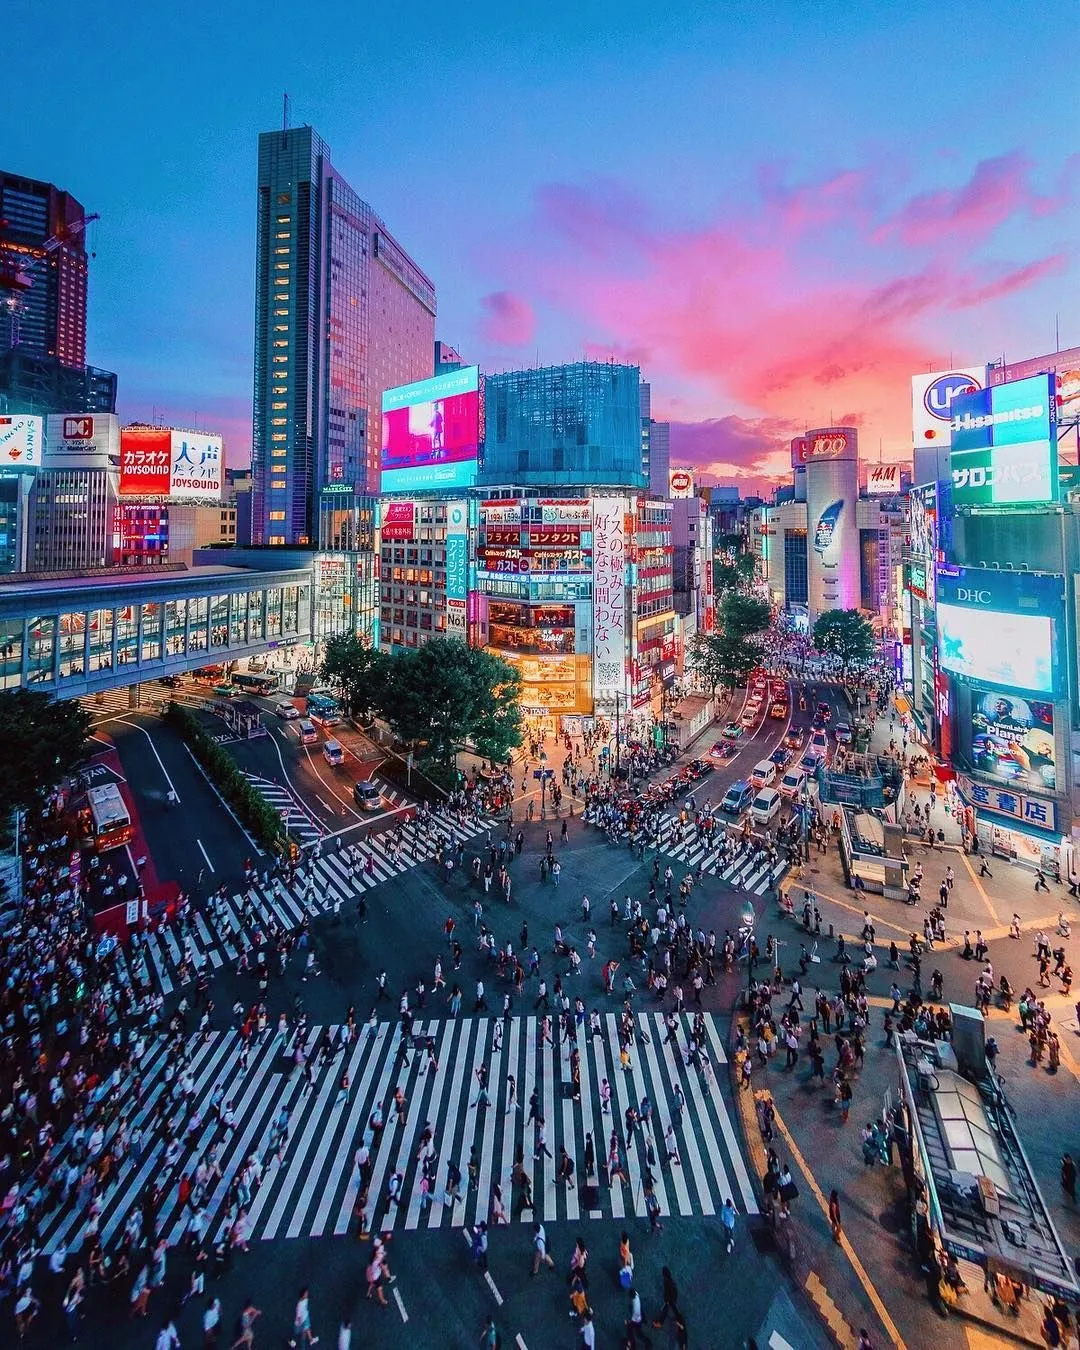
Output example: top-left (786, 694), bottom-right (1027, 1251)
top-left (813, 608), bottom-right (876, 675)
top-left (719, 592), bottom-right (771, 640)
top-left (690, 589), bottom-right (770, 694)
top-left (379, 638), bottom-right (523, 766)
top-left (318, 632), bottom-right (389, 722)
top-left (0, 690), bottom-right (89, 823)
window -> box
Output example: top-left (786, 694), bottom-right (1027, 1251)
top-left (274, 308), bottom-right (288, 317)
top-left (273, 340), bottom-right (289, 348)
top-left (274, 246), bottom-right (289, 255)
top-left (269, 535), bottom-right (285, 544)
top-left (275, 231), bottom-right (290, 239)
top-left (276, 215), bottom-right (290, 223)
top-left (271, 418), bottom-right (287, 426)
top-left (271, 433), bottom-right (287, 442)
top-left (271, 448), bottom-right (287, 457)
top-left (272, 401), bottom-right (287, 410)
top-left (269, 511), bottom-right (285, 521)
top-left (273, 324), bottom-right (288, 333)
top-left (272, 355), bottom-right (288, 364)
top-left (272, 385), bottom-right (287, 394)
top-left (274, 292), bottom-right (289, 301)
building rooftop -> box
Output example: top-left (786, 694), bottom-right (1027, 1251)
top-left (0, 562), bottom-right (312, 598)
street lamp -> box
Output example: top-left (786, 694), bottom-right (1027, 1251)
top-left (742, 902), bottom-right (756, 1000)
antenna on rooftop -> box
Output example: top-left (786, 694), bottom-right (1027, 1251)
top-left (283, 92), bottom-right (290, 132)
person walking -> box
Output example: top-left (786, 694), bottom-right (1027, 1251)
top-left (289, 1286), bottom-right (318, 1347)
top-left (1062, 1153), bottom-right (1077, 1203)
top-left (720, 1197), bottom-right (737, 1252)
top-left (829, 1189), bottom-right (843, 1242)
top-left (652, 1266), bottom-right (679, 1328)
top-left (530, 1222), bottom-right (555, 1275)
top-left (626, 1286), bottom-right (653, 1348)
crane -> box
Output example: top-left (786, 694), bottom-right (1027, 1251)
top-left (0, 210), bottom-right (100, 293)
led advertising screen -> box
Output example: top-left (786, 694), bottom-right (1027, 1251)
top-left (381, 365), bottom-right (480, 493)
top-left (970, 686), bottom-right (1055, 791)
top-left (949, 373), bottom-right (1058, 507)
top-left (0, 415), bottom-right (43, 472)
top-left (45, 413), bottom-right (120, 470)
top-left (938, 605), bottom-right (1052, 694)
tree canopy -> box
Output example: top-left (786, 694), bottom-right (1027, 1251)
top-left (318, 632), bottom-right (386, 722)
top-left (812, 608), bottom-right (876, 674)
top-left (0, 690), bottom-right (89, 821)
top-left (690, 591), bottom-right (771, 693)
top-left (319, 635), bottom-right (523, 766)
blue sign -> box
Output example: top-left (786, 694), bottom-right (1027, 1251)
top-left (924, 372), bottom-right (981, 422)
top-left (446, 533), bottom-right (468, 603)
top-left (950, 373), bottom-right (1057, 507)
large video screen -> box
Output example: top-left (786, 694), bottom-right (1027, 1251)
top-left (381, 365), bottom-right (480, 493)
top-left (949, 373), bottom-right (1058, 507)
top-left (971, 687), bottom-right (1055, 791)
top-left (938, 602), bottom-right (1053, 695)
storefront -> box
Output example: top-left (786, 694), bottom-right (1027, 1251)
top-left (954, 774), bottom-right (1065, 875)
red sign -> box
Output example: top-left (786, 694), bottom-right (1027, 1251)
top-left (119, 427), bottom-right (171, 495)
top-left (527, 528), bottom-right (581, 547)
top-left (381, 501), bottom-right (415, 541)
top-left (792, 428), bottom-right (857, 463)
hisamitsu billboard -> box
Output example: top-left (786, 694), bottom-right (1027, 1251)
top-left (949, 373), bottom-right (1058, 507)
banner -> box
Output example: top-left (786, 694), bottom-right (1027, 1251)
top-left (591, 499), bottom-right (628, 698)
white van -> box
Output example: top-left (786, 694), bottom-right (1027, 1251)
top-left (779, 768), bottom-right (807, 801)
top-left (322, 738), bottom-right (345, 766)
top-left (750, 759), bottom-right (776, 789)
top-left (751, 787), bottom-right (782, 826)
top-left (298, 719), bottom-right (318, 745)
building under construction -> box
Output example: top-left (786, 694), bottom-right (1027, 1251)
top-left (480, 360), bottom-right (644, 489)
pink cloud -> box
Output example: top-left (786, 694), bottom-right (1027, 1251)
top-left (478, 290), bottom-right (535, 346)
top-left (668, 415), bottom-right (800, 494)
top-left (873, 152), bottom-right (1062, 248)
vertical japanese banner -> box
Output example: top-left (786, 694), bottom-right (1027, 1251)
top-left (446, 500), bottom-right (468, 637)
top-left (591, 497), bottom-right (629, 699)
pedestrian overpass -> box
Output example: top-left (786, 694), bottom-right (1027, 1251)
top-left (0, 562), bottom-right (314, 700)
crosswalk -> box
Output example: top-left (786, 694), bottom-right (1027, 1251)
top-left (241, 771), bottom-right (325, 844)
top-left (122, 808), bottom-right (498, 997)
top-left (649, 813), bottom-right (789, 893)
top-left (36, 1011), bottom-right (756, 1256)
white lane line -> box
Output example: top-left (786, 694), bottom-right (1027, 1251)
top-left (393, 1286), bottom-right (408, 1323)
top-left (112, 716), bottom-right (180, 802)
top-left (516, 1336), bottom-right (528, 1350)
top-left (196, 839), bottom-right (215, 873)
top-left (461, 1230), bottom-right (504, 1306)
top-left (315, 796), bottom-right (337, 814)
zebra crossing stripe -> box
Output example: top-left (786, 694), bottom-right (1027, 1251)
top-left (38, 1012), bottom-right (753, 1253)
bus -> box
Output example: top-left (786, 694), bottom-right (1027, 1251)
top-left (85, 784), bottom-right (134, 852)
top-left (232, 672), bottom-right (279, 696)
top-left (305, 691), bottom-right (341, 724)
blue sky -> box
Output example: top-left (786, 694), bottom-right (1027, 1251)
top-left (9, 0), bottom-right (1078, 484)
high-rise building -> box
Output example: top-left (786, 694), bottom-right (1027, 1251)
top-left (0, 172), bottom-right (89, 368)
top-left (252, 126), bottom-right (436, 547)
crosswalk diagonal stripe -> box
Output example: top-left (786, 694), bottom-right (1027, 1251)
top-left (324, 1021), bottom-right (391, 1237)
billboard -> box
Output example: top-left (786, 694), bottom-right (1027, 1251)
top-left (119, 428), bottom-right (223, 499)
top-left (793, 427), bottom-right (858, 464)
top-left (446, 500), bottom-right (468, 604)
top-left (949, 373), bottom-right (1057, 507)
top-left (911, 367), bottom-right (986, 446)
top-left (970, 686), bottom-right (1055, 791)
top-left (540, 499), bottom-right (591, 525)
top-left (45, 413), bottom-right (120, 470)
top-left (592, 498), bottom-right (629, 698)
top-left (380, 501), bottom-right (415, 541)
top-left (381, 364), bottom-right (481, 493)
top-left (936, 567), bottom-right (1064, 696)
top-left (989, 345), bottom-right (1080, 422)
top-left (866, 463), bottom-right (903, 495)
top-left (668, 468), bottom-right (694, 498)
top-left (0, 415), bottom-right (42, 472)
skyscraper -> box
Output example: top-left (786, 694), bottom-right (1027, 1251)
top-left (0, 171), bottom-right (90, 368)
top-left (252, 126), bottom-right (436, 546)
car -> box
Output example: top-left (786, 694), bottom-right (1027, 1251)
top-left (769, 700), bottom-right (788, 719)
top-left (310, 710), bottom-right (341, 728)
top-left (353, 780), bottom-right (382, 810)
top-left (751, 787), bottom-right (782, 826)
top-left (159, 674), bottom-right (180, 688)
top-left (212, 683), bottom-right (237, 698)
top-left (722, 722), bottom-right (743, 740)
top-left (709, 741), bottom-right (730, 759)
top-left (815, 701), bottom-right (832, 723)
top-left (771, 679), bottom-right (788, 697)
top-left (740, 707), bottom-right (759, 728)
top-left (322, 738), bottom-right (345, 766)
top-left (769, 747), bottom-right (789, 770)
top-left (834, 723), bottom-right (853, 745)
top-left (779, 768), bottom-right (808, 800)
top-left (275, 700), bottom-right (300, 720)
top-left (689, 758), bottom-right (715, 777)
top-left (720, 780), bottom-right (755, 815)
top-left (810, 729), bottom-right (829, 753)
top-left (784, 730), bottom-right (803, 751)
top-left (800, 750), bottom-right (826, 774)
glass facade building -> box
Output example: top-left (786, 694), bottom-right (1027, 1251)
top-left (481, 362), bottom-right (644, 489)
top-left (783, 528), bottom-right (808, 605)
top-left (252, 127), bottom-right (435, 547)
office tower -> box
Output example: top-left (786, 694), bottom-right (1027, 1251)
top-left (0, 172), bottom-right (89, 367)
top-left (252, 126), bottom-right (435, 546)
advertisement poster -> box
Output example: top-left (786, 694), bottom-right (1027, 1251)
top-left (45, 413), bottom-right (120, 471)
top-left (381, 365), bottom-right (480, 493)
top-left (866, 463), bottom-right (903, 495)
top-left (949, 373), bottom-right (1057, 507)
top-left (971, 687), bottom-right (1055, 791)
top-left (911, 368), bottom-right (985, 446)
top-left (0, 415), bottom-right (43, 471)
top-left (119, 428), bottom-right (222, 498)
top-left (592, 499), bottom-right (628, 697)
top-left (381, 501), bottom-right (415, 541)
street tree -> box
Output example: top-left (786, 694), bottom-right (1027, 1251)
top-left (690, 630), bottom-right (763, 693)
top-left (813, 608), bottom-right (876, 675)
top-left (317, 632), bottom-right (389, 722)
top-left (719, 592), bottom-right (771, 640)
top-left (0, 689), bottom-right (89, 823)
top-left (380, 638), bottom-right (523, 766)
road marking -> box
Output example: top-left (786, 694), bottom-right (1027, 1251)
top-left (959, 850), bottom-right (1002, 924)
top-left (461, 1229), bottom-right (505, 1304)
top-left (515, 1337), bottom-right (528, 1350)
top-left (315, 796), bottom-right (337, 814)
top-left (769, 1101), bottom-right (907, 1350)
top-left (183, 746), bottom-right (263, 856)
top-left (392, 1286), bottom-right (408, 1323)
top-left (769, 1334), bottom-right (796, 1350)
top-left (196, 839), bottom-right (215, 873)
top-left (109, 716), bottom-right (181, 803)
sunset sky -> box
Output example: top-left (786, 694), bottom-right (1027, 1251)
top-left (9, 0), bottom-right (1077, 491)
